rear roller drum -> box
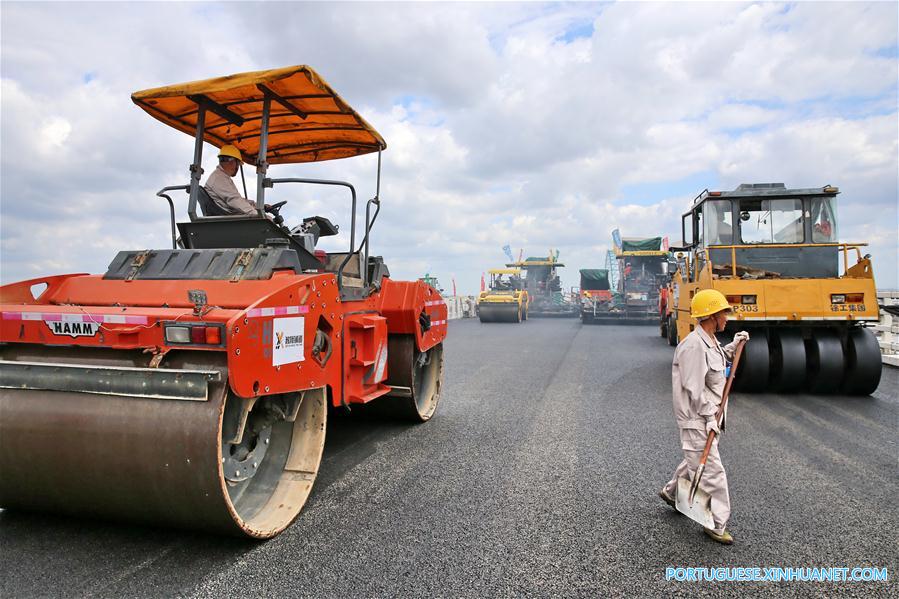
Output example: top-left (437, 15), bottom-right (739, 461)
top-left (382, 335), bottom-right (444, 422)
top-left (842, 327), bottom-right (882, 396)
top-left (734, 332), bottom-right (770, 393)
top-left (806, 329), bottom-right (845, 394)
top-left (769, 329), bottom-right (806, 393)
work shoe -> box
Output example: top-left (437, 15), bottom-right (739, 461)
top-left (704, 528), bottom-right (734, 545)
top-left (659, 489), bottom-right (676, 509)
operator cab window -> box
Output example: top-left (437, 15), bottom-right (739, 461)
top-left (703, 199), bottom-right (733, 246)
top-left (810, 196), bottom-right (838, 242)
top-left (738, 198), bottom-right (804, 244)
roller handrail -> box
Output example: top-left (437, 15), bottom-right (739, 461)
top-left (156, 185), bottom-right (189, 249)
top-left (264, 177), bottom-right (356, 288)
top-left (699, 242), bottom-right (869, 278)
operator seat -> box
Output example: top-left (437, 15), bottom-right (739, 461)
top-left (197, 186), bottom-right (231, 217)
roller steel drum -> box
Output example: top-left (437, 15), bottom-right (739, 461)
top-left (0, 346), bottom-right (326, 538)
top-left (478, 303), bottom-right (522, 323)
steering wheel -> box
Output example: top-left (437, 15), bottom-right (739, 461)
top-left (264, 200), bottom-right (288, 225)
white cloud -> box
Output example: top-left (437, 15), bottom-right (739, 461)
top-left (1, 1), bottom-right (897, 294)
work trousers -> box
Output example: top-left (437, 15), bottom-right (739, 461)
top-left (663, 428), bottom-right (731, 533)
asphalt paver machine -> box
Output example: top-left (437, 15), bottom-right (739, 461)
top-left (578, 268), bottom-right (612, 323)
top-left (0, 65), bottom-right (448, 538)
top-left (581, 234), bottom-right (668, 324)
top-left (665, 183), bottom-right (881, 395)
top-left (506, 254), bottom-right (578, 317)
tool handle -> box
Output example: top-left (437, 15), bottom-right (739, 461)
top-left (693, 341), bottom-right (746, 474)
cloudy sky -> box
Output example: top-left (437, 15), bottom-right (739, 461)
top-left (2, 1), bottom-right (897, 294)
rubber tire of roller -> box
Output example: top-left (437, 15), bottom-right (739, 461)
top-left (667, 315), bottom-right (678, 347)
top-left (734, 332), bottom-right (770, 393)
top-left (660, 319), bottom-right (668, 338)
top-left (769, 329), bottom-right (806, 393)
top-left (842, 327), bottom-right (882, 396)
top-left (806, 328), bottom-right (845, 394)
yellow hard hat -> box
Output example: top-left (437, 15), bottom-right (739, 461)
top-left (690, 289), bottom-right (731, 319)
top-left (218, 144), bottom-right (242, 161)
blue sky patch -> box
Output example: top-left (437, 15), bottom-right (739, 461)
top-left (557, 20), bottom-right (594, 44)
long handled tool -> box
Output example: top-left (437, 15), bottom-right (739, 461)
top-left (675, 340), bottom-right (746, 528)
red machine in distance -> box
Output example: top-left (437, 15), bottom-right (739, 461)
top-left (0, 66), bottom-right (447, 539)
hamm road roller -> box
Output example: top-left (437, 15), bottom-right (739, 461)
top-left (666, 183), bottom-right (881, 395)
top-left (0, 65), bottom-right (447, 538)
top-left (477, 268), bottom-right (529, 323)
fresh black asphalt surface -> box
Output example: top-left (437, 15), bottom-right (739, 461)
top-left (2, 319), bottom-right (896, 597)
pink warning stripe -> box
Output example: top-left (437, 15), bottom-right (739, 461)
top-left (424, 300), bottom-right (445, 307)
top-left (1, 311), bottom-right (148, 325)
top-left (430, 319), bottom-right (447, 326)
top-left (246, 305), bottom-right (310, 318)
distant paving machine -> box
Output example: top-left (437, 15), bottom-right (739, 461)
top-left (0, 65), bottom-right (448, 538)
top-left (664, 183), bottom-right (881, 395)
top-left (578, 269), bottom-right (612, 323)
top-left (581, 233), bottom-right (669, 324)
top-left (477, 268), bottom-right (529, 323)
top-left (506, 253), bottom-right (578, 317)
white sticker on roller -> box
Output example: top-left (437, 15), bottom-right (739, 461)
top-left (373, 342), bottom-right (388, 382)
top-left (272, 317), bottom-right (304, 366)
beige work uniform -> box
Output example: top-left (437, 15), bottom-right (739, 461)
top-left (663, 326), bottom-right (738, 533)
top-left (204, 166), bottom-right (258, 216)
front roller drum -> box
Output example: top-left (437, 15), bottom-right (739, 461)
top-left (0, 349), bottom-right (326, 538)
top-left (381, 335), bottom-right (444, 422)
top-left (478, 303), bottom-right (521, 323)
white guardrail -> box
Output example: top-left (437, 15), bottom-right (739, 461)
top-left (445, 296), bottom-right (477, 320)
top-left (876, 291), bottom-right (899, 368)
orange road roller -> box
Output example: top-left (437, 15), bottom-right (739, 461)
top-left (0, 65), bottom-right (447, 538)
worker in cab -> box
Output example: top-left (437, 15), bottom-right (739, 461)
top-left (659, 289), bottom-right (748, 544)
top-left (204, 145), bottom-right (260, 216)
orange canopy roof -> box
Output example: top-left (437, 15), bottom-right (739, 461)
top-left (131, 65), bottom-right (386, 165)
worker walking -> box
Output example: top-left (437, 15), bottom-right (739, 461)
top-left (659, 289), bottom-right (748, 544)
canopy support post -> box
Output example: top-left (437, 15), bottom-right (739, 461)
top-left (255, 96), bottom-right (271, 216)
top-left (363, 149), bottom-right (382, 287)
top-left (187, 105), bottom-right (206, 222)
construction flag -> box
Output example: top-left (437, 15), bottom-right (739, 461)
top-left (502, 244), bottom-right (514, 263)
top-left (662, 236), bottom-right (669, 251)
top-left (480, 273), bottom-right (486, 292)
top-left (452, 278), bottom-right (457, 297)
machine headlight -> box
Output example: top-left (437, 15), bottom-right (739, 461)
top-left (741, 295), bottom-right (756, 305)
top-left (831, 294), bottom-right (846, 304)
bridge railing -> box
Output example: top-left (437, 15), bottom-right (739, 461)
top-left (875, 290), bottom-right (898, 367)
